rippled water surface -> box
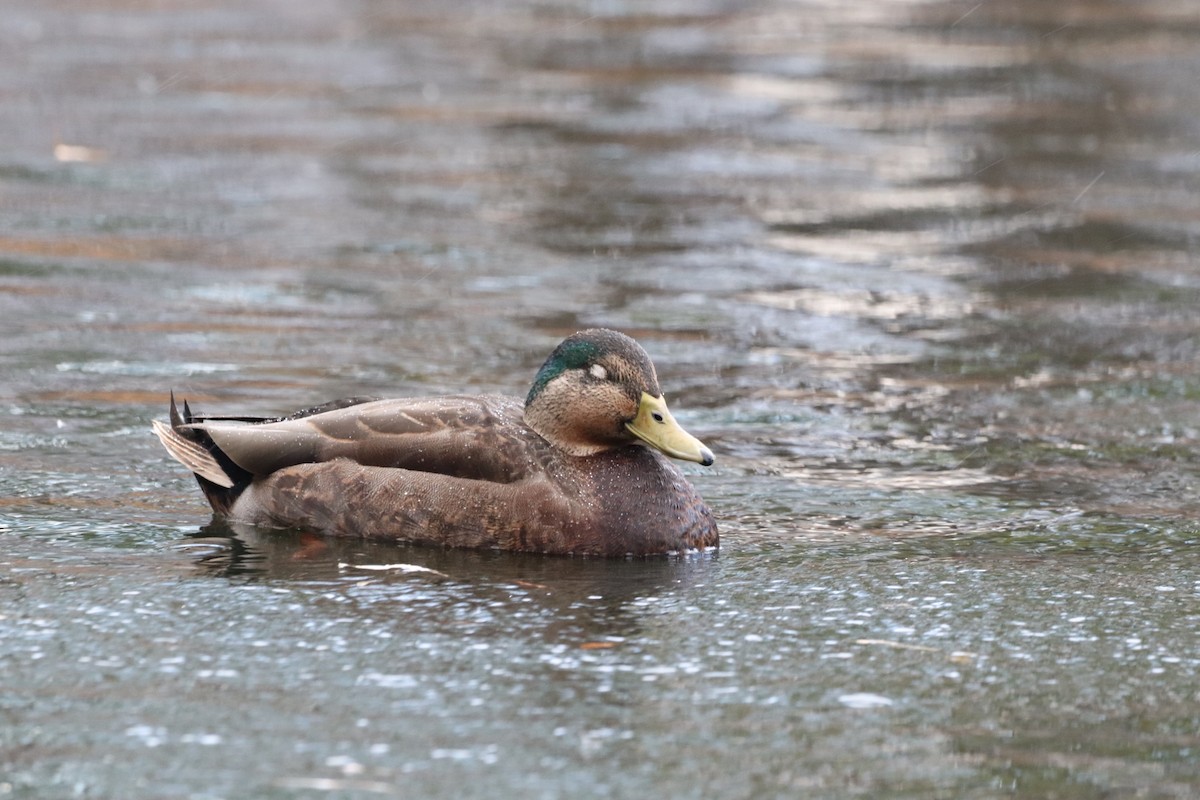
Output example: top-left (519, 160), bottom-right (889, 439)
top-left (3, 1), bottom-right (1200, 797)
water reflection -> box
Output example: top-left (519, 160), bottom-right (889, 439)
top-left (176, 519), bottom-right (723, 647)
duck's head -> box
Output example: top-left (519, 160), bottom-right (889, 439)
top-left (524, 328), bottom-right (715, 465)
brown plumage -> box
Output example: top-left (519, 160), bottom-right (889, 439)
top-left (152, 329), bottom-right (717, 556)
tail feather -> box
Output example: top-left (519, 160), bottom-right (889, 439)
top-left (153, 392), bottom-right (254, 514)
top-left (154, 392), bottom-right (379, 517)
top-left (152, 418), bottom-right (234, 488)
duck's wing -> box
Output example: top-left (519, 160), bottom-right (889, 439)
top-left (179, 395), bottom-right (544, 484)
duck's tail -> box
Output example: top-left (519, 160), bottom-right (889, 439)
top-left (151, 392), bottom-right (255, 515)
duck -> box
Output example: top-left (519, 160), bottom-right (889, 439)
top-left (152, 328), bottom-right (718, 556)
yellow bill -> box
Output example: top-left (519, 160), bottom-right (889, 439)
top-left (626, 392), bottom-right (715, 466)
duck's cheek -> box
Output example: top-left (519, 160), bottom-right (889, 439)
top-left (608, 397), bottom-right (641, 438)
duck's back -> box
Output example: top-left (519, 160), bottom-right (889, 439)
top-left (192, 394), bottom-right (545, 480)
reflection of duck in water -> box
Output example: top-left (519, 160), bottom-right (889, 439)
top-left (154, 329), bottom-right (717, 556)
top-left (179, 518), bottom-right (719, 650)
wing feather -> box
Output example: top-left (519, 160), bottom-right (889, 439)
top-left (194, 395), bottom-right (544, 484)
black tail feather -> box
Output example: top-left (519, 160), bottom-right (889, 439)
top-left (159, 393), bottom-right (256, 516)
top-left (158, 393), bottom-right (379, 516)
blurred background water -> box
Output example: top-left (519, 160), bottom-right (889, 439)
top-left (2, 1), bottom-right (1199, 797)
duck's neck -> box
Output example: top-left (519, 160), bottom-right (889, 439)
top-left (523, 403), bottom-right (613, 457)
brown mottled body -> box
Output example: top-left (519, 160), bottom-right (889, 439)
top-left (224, 397), bottom-right (714, 555)
top-left (153, 329), bottom-right (718, 556)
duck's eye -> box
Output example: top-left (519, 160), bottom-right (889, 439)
top-left (588, 364), bottom-right (608, 381)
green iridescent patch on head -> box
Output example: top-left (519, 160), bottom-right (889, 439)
top-left (526, 338), bottom-right (600, 406)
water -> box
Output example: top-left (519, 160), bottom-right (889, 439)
top-left (3, 0), bottom-right (1199, 797)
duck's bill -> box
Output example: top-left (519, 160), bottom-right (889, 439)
top-left (625, 392), bottom-right (715, 466)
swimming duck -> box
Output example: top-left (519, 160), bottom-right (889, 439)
top-left (153, 328), bottom-right (717, 556)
